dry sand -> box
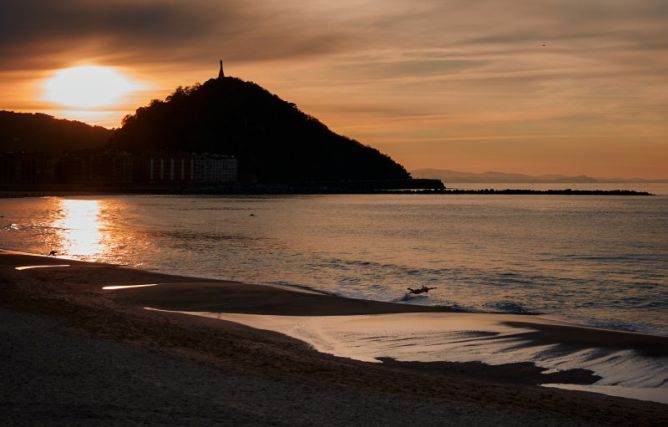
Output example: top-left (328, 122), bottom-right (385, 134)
top-left (1, 250), bottom-right (667, 426)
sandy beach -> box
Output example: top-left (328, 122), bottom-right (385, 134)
top-left (1, 249), bottom-right (667, 426)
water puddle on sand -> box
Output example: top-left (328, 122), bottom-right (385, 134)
top-left (103, 284), bottom-right (159, 290)
top-left (146, 309), bottom-right (668, 405)
top-left (15, 265), bottom-right (70, 271)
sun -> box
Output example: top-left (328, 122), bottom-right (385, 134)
top-left (43, 65), bottom-right (139, 109)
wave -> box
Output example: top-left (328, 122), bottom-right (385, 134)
top-left (483, 301), bottom-right (537, 315)
top-left (268, 280), bottom-right (335, 296)
top-left (576, 317), bottom-right (668, 337)
top-left (562, 253), bottom-right (666, 263)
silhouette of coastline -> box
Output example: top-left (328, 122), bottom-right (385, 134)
top-left (0, 186), bottom-right (653, 197)
top-left (0, 65), bottom-right (658, 195)
top-left (420, 188), bottom-right (653, 196)
top-left (1, 72), bottom-right (437, 192)
top-left (412, 168), bottom-right (668, 184)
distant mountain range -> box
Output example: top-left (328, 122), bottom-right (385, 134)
top-left (411, 169), bottom-right (668, 183)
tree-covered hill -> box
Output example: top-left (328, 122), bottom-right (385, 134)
top-left (0, 111), bottom-right (112, 153)
top-left (110, 77), bottom-right (410, 183)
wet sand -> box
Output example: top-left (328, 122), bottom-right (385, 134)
top-left (1, 250), bottom-right (667, 425)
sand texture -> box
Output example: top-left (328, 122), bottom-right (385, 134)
top-left (1, 250), bottom-right (667, 426)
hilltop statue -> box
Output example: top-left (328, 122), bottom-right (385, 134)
top-left (218, 59), bottom-right (225, 79)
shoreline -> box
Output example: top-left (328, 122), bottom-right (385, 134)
top-left (1, 250), bottom-right (667, 424)
top-left (0, 188), bottom-right (655, 198)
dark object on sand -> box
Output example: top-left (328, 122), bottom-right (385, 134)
top-left (407, 286), bottom-right (436, 295)
top-left (48, 250), bottom-right (57, 256)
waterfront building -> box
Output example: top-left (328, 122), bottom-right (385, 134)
top-left (146, 152), bottom-right (237, 185)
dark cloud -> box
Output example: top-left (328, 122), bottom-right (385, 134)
top-left (0, 0), bottom-right (210, 67)
top-left (0, 0), bottom-right (216, 42)
top-left (0, 0), bottom-right (348, 70)
top-left (2, 0), bottom-right (666, 72)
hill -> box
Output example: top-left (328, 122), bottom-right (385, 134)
top-left (413, 169), bottom-right (668, 184)
top-left (0, 111), bottom-right (112, 154)
top-left (110, 77), bottom-right (410, 183)
top-left (412, 168), bottom-right (600, 183)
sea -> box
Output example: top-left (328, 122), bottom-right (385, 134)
top-left (1, 183), bottom-right (667, 336)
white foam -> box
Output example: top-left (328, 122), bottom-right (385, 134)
top-left (103, 284), bottom-right (159, 290)
top-left (15, 265), bottom-right (70, 271)
top-left (148, 309), bottom-right (668, 404)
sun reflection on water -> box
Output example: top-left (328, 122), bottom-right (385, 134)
top-left (52, 199), bottom-right (105, 259)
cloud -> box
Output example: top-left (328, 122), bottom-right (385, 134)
top-left (1, 0), bottom-right (666, 177)
top-left (332, 59), bottom-right (488, 82)
top-left (0, 0), bottom-right (349, 71)
top-left (2, 0), bottom-right (666, 75)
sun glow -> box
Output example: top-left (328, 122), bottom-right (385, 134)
top-left (43, 65), bottom-right (139, 109)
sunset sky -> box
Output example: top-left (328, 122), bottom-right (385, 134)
top-left (1, 0), bottom-right (667, 178)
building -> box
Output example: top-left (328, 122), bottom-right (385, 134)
top-left (145, 152), bottom-right (237, 185)
top-left (0, 153), bottom-right (56, 185)
top-left (56, 152), bottom-right (134, 185)
top-left (1, 150), bottom-right (237, 189)
top-left (192, 154), bottom-right (237, 183)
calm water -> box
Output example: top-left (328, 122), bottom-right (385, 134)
top-left (1, 190), bottom-right (667, 335)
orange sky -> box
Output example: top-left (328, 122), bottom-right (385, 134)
top-left (1, 0), bottom-right (667, 179)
